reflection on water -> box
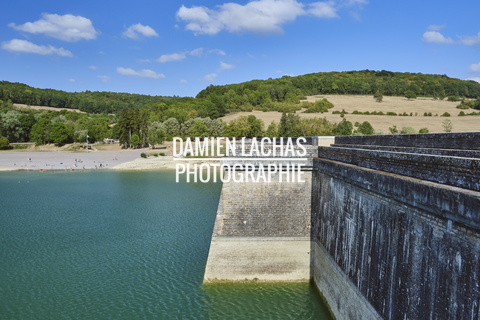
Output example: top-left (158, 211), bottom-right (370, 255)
top-left (0, 170), bottom-right (331, 319)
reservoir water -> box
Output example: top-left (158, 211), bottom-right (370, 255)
top-left (0, 170), bottom-right (331, 319)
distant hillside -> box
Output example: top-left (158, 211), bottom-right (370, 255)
top-left (197, 70), bottom-right (480, 111)
top-left (2, 70), bottom-right (480, 116)
top-left (0, 81), bottom-right (184, 114)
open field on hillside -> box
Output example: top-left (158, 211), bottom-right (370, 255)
top-left (221, 95), bottom-right (480, 133)
top-left (14, 104), bottom-right (84, 113)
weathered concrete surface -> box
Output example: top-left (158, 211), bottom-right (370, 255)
top-left (317, 146), bottom-right (480, 191)
top-left (204, 168), bottom-right (312, 282)
top-left (204, 237), bottom-right (310, 282)
top-left (335, 132), bottom-right (480, 150)
top-left (311, 241), bottom-right (382, 320)
top-left (212, 173), bottom-right (312, 237)
top-left (316, 136), bottom-right (335, 147)
top-left (312, 157), bottom-right (480, 320)
top-left (333, 144), bottom-right (480, 158)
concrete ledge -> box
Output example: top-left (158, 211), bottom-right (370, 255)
top-left (332, 144), bottom-right (480, 158)
top-left (317, 146), bottom-right (480, 191)
top-left (311, 241), bottom-right (382, 320)
top-left (313, 158), bottom-right (480, 230)
top-left (203, 237), bottom-right (311, 283)
top-left (335, 132), bottom-right (480, 150)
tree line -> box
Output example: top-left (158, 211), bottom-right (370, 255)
top-left (197, 70), bottom-right (480, 113)
top-left (0, 96), bottom-right (378, 148)
top-left (2, 69), bottom-right (478, 147)
top-left (2, 70), bottom-right (480, 117)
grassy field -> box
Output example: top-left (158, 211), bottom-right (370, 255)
top-left (220, 95), bottom-right (480, 134)
top-left (14, 103), bottom-right (85, 113)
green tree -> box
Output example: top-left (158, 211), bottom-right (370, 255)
top-left (472, 98), bottom-right (480, 110)
top-left (30, 118), bottom-right (51, 145)
top-left (131, 134), bottom-right (140, 148)
top-left (279, 112), bottom-right (301, 137)
top-left (188, 120), bottom-right (209, 138)
top-left (265, 121), bottom-right (279, 137)
top-left (147, 121), bottom-right (166, 148)
top-left (203, 118), bottom-right (225, 137)
top-left (333, 119), bottom-right (353, 136)
top-left (298, 117), bottom-right (335, 136)
top-left (246, 115), bottom-right (264, 137)
top-left (85, 117), bottom-right (110, 143)
top-left (224, 116), bottom-right (249, 138)
top-left (0, 136), bottom-right (10, 149)
top-left (356, 121), bottom-right (375, 135)
top-left (419, 128), bottom-right (430, 133)
top-left (304, 98), bottom-right (334, 113)
top-left (442, 119), bottom-right (453, 132)
top-left (50, 122), bottom-right (72, 145)
top-left (374, 91), bottom-right (383, 103)
top-left (400, 126), bottom-right (417, 134)
top-left (19, 113), bottom-right (36, 142)
top-left (405, 90), bottom-right (417, 100)
top-left (117, 108), bottom-right (149, 148)
top-left (163, 117), bottom-right (181, 140)
top-left (389, 125), bottom-right (398, 134)
top-left (0, 110), bottom-right (24, 142)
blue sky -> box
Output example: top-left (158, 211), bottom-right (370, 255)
top-left (1, 0), bottom-right (479, 97)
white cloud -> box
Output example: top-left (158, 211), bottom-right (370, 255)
top-left (220, 61), bottom-right (235, 70)
top-left (204, 73), bottom-right (217, 81)
top-left (68, 78), bottom-right (76, 82)
top-left (89, 65), bottom-right (97, 70)
top-left (470, 63), bottom-right (480, 73)
top-left (427, 24), bottom-right (445, 31)
top-left (179, 79), bottom-right (188, 84)
top-left (210, 49), bottom-right (226, 55)
top-left (157, 48), bottom-right (226, 64)
top-left (177, 0), bottom-right (306, 35)
top-left (190, 48), bottom-right (204, 56)
top-left (176, 0), bottom-right (365, 35)
top-left (116, 67), bottom-right (165, 79)
top-left (9, 13), bottom-right (98, 42)
top-left (97, 75), bottom-right (110, 82)
top-left (1, 39), bottom-right (73, 57)
top-left (460, 32), bottom-right (480, 46)
top-left (158, 52), bottom-right (187, 63)
top-left (343, 0), bottom-right (368, 5)
top-left (123, 23), bottom-right (159, 39)
top-left (422, 31), bottom-right (453, 44)
top-left (308, 2), bottom-right (338, 18)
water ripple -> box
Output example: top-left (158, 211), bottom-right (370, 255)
top-left (0, 171), bottom-right (331, 319)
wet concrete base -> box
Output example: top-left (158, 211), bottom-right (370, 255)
top-left (311, 241), bottom-right (382, 320)
top-left (203, 237), bottom-right (310, 283)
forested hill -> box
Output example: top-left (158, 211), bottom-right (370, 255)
top-left (197, 70), bottom-right (480, 103)
top-left (0, 81), bottom-right (184, 114)
top-left (2, 70), bottom-right (480, 116)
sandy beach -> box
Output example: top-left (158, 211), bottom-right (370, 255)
top-left (0, 142), bottom-right (224, 172)
top-left (0, 149), bottom-right (183, 172)
top-left (0, 149), bottom-right (136, 172)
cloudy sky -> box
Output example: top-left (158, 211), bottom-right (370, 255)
top-left (1, 0), bottom-right (479, 97)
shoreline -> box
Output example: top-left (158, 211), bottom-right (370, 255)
top-left (0, 149), bottom-right (221, 172)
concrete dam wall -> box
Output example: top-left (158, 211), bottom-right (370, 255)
top-left (204, 139), bottom-right (322, 282)
top-left (203, 133), bottom-right (480, 320)
top-left (312, 132), bottom-right (480, 320)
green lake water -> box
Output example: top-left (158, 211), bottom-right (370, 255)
top-left (0, 170), bottom-right (331, 319)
